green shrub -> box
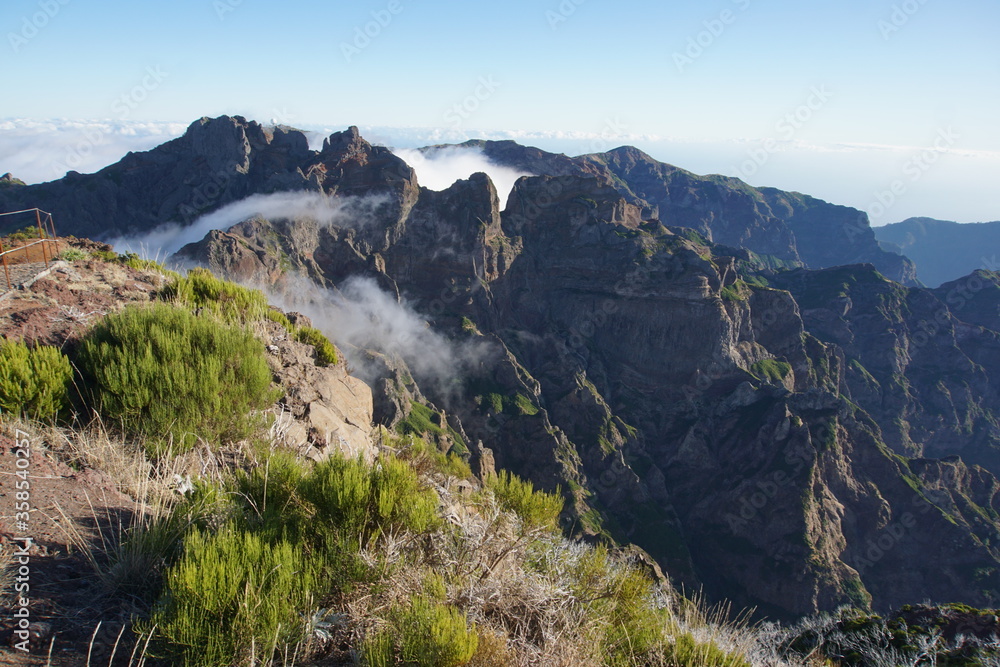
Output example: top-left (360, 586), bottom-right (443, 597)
top-left (362, 599), bottom-right (477, 667)
top-left (661, 632), bottom-right (752, 667)
top-left (485, 470), bottom-right (563, 532)
top-left (302, 453), bottom-right (440, 545)
top-left (295, 326), bottom-right (337, 366)
top-left (147, 524), bottom-right (317, 667)
top-left (164, 267), bottom-right (338, 366)
top-left (263, 308), bottom-right (292, 330)
top-left (90, 249), bottom-right (120, 262)
top-left (119, 252), bottom-right (166, 272)
top-left (162, 267), bottom-right (272, 324)
top-left (232, 451), bottom-right (310, 541)
top-left (394, 432), bottom-right (473, 480)
top-left (0, 340), bottom-right (72, 420)
top-left (57, 248), bottom-right (87, 262)
top-left (76, 304), bottom-right (279, 456)
top-left (602, 568), bottom-right (665, 665)
top-left (397, 599), bottom-right (478, 666)
top-left (5, 226), bottom-right (44, 241)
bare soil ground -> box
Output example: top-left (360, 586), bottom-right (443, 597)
top-left (0, 249), bottom-right (176, 665)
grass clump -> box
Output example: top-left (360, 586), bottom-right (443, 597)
top-left (749, 358), bottom-right (792, 384)
top-left (76, 303), bottom-right (279, 456)
top-left (485, 470), bottom-right (563, 532)
top-left (57, 247), bottom-right (88, 262)
top-left (146, 524), bottom-right (317, 667)
top-left (162, 267), bottom-right (272, 324)
top-left (363, 599), bottom-right (478, 667)
top-left (663, 632), bottom-right (753, 667)
top-left (0, 339), bottom-right (72, 421)
top-left (295, 326), bottom-right (338, 365)
top-left (303, 453), bottom-right (440, 545)
top-left (119, 251), bottom-right (167, 272)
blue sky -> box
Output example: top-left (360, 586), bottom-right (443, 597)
top-left (2, 0), bottom-right (998, 223)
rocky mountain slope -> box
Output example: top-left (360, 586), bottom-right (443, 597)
top-left (875, 217), bottom-right (1000, 287)
top-left (3, 116), bottom-right (997, 621)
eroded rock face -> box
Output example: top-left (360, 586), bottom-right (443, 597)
top-left (772, 265), bottom-right (1000, 474)
top-left (260, 316), bottom-right (375, 462)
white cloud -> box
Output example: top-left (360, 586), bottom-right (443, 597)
top-left (0, 118), bottom-right (187, 184)
top-left (109, 191), bottom-right (390, 257)
top-left (266, 275), bottom-right (497, 406)
top-left (393, 146), bottom-right (530, 208)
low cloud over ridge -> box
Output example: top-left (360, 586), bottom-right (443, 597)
top-left (109, 191), bottom-right (389, 257)
top-left (393, 147), bottom-right (529, 208)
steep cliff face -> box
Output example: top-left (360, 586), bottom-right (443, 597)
top-left (771, 266), bottom-right (1000, 474)
top-left (435, 139), bottom-right (917, 284)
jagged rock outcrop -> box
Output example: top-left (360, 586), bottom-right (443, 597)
top-left (2, 117), bottom-right (914, 284)
top-left (428, 139), bottom-right (917, 284)
top-left (262, 313), bottom-right (375, 462)
top-left (0, 117), bottom-right (415, 240)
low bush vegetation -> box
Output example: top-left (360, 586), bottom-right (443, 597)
top-left (76, 303), bottom-right (278, 455)
top-left (163, 267), bottom-right (273, 324)
top-left (57, 247), bottom-right (88, 262)
top-left (485, 469), bottom-right (564, 532)
top-left (0, 339), bottom-right (72, 420)
top-left (295, 326), bottom-right (338, 365)
top-left (162, 266), bottom-right (339, 366)
top-left (750, 358), bottom-right (792, 384)
top-left (146, 524), bottom-right (318, 667)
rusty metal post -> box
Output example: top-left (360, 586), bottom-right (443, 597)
top-left (36, 208), bottom-right (49, 268)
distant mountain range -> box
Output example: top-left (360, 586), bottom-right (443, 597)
top-left (3, 115), bottom-right (1000, 619)
top-left (875, 217), bottom-right (1000, 287)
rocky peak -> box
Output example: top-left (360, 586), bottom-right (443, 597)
top-left (0, 172), bottom-right (25, 187)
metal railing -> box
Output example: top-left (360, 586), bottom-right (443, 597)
top-left (0, 208), bottom-right (59, 291)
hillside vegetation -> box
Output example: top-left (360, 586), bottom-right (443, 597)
top-left (3, 251), bottom-right (1000, 666)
